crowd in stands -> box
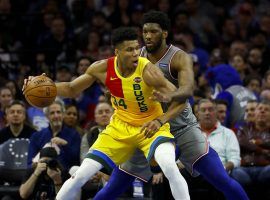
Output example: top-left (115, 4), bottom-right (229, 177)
top-left (0, 0), bottom-right (270, 199)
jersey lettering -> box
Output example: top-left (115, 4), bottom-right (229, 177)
top-left (112, 96), bottom-right (127, 109)
top-left (133, 84), bottom-right (148, 112)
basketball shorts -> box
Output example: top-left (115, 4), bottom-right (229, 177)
top-left (85, 115), bottom-right (174, 173)
top-left (120, 123), bottom-right (209, 181)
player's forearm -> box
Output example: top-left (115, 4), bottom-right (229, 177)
top-left (157, 102), bottom-right (187, 124)
top-left (170, 86), bottom-right (193, 103)
top-left (56, 82), bottom-right (78, 98)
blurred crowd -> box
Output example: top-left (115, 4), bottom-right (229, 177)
top-left (0, 0), bottom-right (270, 199)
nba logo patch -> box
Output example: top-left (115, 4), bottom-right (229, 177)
top-left (159, 63), bottom-right (168, 68)
top-left (134, 77), bottom-right (142, 83)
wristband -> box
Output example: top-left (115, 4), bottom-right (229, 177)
top-left (155, 119), bottom-right (163, 126)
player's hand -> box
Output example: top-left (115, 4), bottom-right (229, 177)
top-left (140, 119), bottom-right (161, 138)
top-left (152, 172), bottom-right (163, 184)
top-left (51, 137), bottom-right (68, 146)
top-left (150, 90), bottom-right (172, 103)
top-left (22, 73), bottom-right (47, 93)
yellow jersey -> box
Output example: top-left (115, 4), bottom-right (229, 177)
top-left (105, 56), bottom-right (163, 126)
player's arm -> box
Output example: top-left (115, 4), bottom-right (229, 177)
top-left (23, 60), bottom-right (106, 98)
top-left (143, 62), bottom-right (186, 128)
top-left (56, 60), bottom-right (106, 97)
top-left (170, 51), bottom-right (194, 102)
top-left (56, 73), bottom-right (95, 98)
top-left (143, 62), bottom-right (176, 93)
top-left (152, 51), bottom-right (194, 103)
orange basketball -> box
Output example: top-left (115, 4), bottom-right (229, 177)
top-left (24, 75), bottom-right (57, 108)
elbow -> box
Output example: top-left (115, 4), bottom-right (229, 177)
top-left (186, 90), bottom-right (193, 98)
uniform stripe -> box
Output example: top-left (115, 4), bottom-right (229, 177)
top-left (85, 150), bottom-right (116, 173)
top-left (147, 136), bottom-right (175, 160)
top-left (105, 57), bottom-right (124, 98)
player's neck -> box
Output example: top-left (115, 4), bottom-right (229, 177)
top-left (116, 60), bottom-right (135, 78)
top-left (147, 44), bottom-right (168, 63)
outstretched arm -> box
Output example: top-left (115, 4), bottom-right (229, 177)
top-left (23, 60), bottom-right (107, 98)
top-left (55, 72), bottom-right (96, 98)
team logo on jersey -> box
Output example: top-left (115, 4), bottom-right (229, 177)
top-left (159, 63), bottom-right (168, 68)
top-left (133, 77), bottom-right (142, 83)
top-left (110, 77), bottom-right (118, 81)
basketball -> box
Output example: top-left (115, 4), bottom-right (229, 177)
top-left (24, 75), bottom-right (57, 108)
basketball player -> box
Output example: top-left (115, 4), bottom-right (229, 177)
top-left (24, 27), bottom-right (190, 200)
top-left (93, 11), bottom-right (249, 200)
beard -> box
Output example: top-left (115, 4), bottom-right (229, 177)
top-left (145, 37), bottom-right (163, 53)
top-left (51, 120), bottom-right (63, 128)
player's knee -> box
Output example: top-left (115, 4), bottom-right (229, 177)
top-left (71, 170), bottom-right (91, 186)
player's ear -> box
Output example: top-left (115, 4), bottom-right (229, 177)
top-left (114, 49), bottom-right (118, 56)
top-left (162, 30), bottom-right (168, 39)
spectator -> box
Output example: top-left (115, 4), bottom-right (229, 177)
top-left (231, 100), bottom-right (270, 199)
top-left (28, 99), bottom-right (81, 170)
top-left (205, 64), bottom-right (257, 128)
top-left (19, 147), bottom-right (70, 200)
top-left (37, 16), bottom-right (76, 65)
top-left (180, 98), bottom-right (240, 199)
top-left (243, 75), bottom-right (262, 99)
top-left (229, 54), bottom-right (249, 81)
top-left (0, 100), bottom-right (35, 144)
top-left (234, 99), bottom-right (258, 132)
top-left (55, 65), bottom-right (72, 82)
top-left (72, 56), bottom-right (92, 80)
top-left (65, 56), bottom-right (103, 126)
top-left (98, 45), bottom-right (113, 60)
top-left (247, 47), bottom-right (264, 77)
top-left (262, 70), bottom-right (270, 90)
top-left (108, 0), bottom-right (131, 28)
top-left (0, 87), bottom-right (13, 129)
top-left (173, 29), bottom-right (209, 73)
top-left (5, 80), bottom-right (24, 100)
top-left (228, 40), bottom-right (248, 61)
top-left (63, 103), bottom-right (84, 136)
top-left (260, 89), bottom-right (270, 101)
top-left (221, 17), bottom-right (239, 46)
top-left (80, 102), bottom-right (113, 161)
top-left (244, 100), bottom-right (258, 124)
top-left (198, 99), bottom-right (241, 172)
top-left (76, 102), bottom-right (113, 199)
top-left (215, 99), bottom-right (228, 126)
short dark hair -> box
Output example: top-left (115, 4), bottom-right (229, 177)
top-left (142, 10), bottom-right (171, 31)
top-left (111, 27), bottom-right (138, 47)
top-left (40, 147), bottom-right (58, 159)
top-left (214, 99), bottom-right (228, 107)
top-left (5, 100), bottom-right (26, 110)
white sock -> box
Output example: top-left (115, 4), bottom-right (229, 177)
top-left (56, 158), bottom-right (102, 200)
top-left (154, 142), bottom-right (190, 200)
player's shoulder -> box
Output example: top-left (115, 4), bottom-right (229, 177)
top-left (171, 47), bottom-right (192, 69)
top-left (139, 56), bottom-right (150, 64)
top-left (172, 48), bottom-right (189, 60)
top-left (86, 59), bottom-right (109, 73)
top-left (91, 59), bottom-right (109, 68)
